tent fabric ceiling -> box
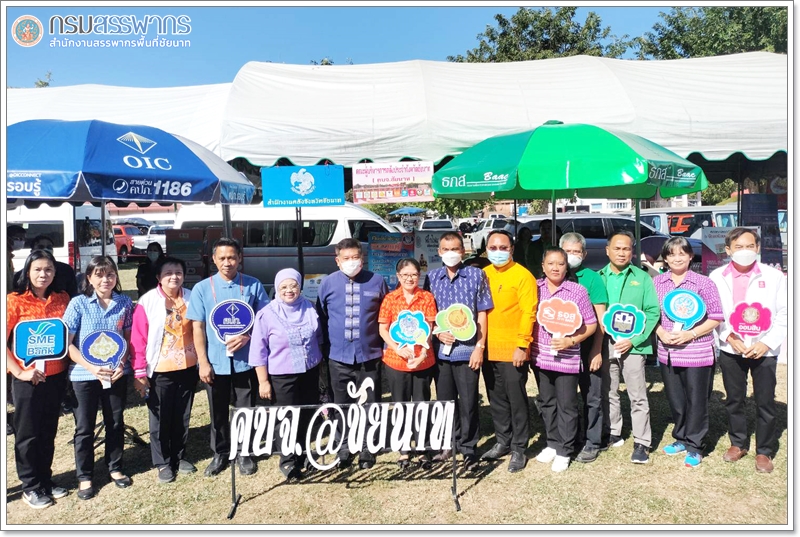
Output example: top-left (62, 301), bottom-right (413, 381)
top-left (7, 52), bottom-right (787, 167)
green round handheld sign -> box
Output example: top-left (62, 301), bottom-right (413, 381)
top-left (602, 304), bottom-right (646, 342)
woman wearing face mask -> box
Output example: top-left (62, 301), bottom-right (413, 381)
top-left (136, 242), bottom-right (165, 299)
top-left (709, 228), bottom-right (787, 474)
top-left (130, 256), bottom-right (199, 484)
top-left (531, 247), bottom-right (597, 473)
top-left (63, 256), bottom-right (135, 500)
top-left (378, 258), bottom-right (437, 469)
top-left (7, 250), bottom-right (72, 509)
top-left (653, 237), bottom-right (724, 468)
top-left (249, 269), bottom-right (323, 479)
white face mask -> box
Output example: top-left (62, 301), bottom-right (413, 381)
top-left (441, 251), bottom-right (462, 267)
top-left (340, 259), bottom-right (362, 277)
top-left (731, 249), bottom-right (758, 267)
top-left (12, 240), bottom-right (24, 250)
top-left (567, 254), bottom-right (583, 269)
top-left (147, 252), bottom-right (160, 262)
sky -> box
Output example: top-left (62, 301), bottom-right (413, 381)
top-left (4, 4), bottom-right (669, 89)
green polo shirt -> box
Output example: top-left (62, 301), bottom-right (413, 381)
top-left (575, 265), bottom-right (609, 306)
top-left (604, 264), bottom-right (632, 304)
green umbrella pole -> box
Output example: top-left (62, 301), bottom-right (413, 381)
top-left (551, 190), bottom-right (557, 245)
top-left (634, 199), bottom-right (641, 268)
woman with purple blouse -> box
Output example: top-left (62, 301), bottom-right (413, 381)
top-left (653, 237), bottom-right (723, 468)
top-left (249, 268), bottom-right (323, 479)
top-left (531, 247), bottom-right (597, 473)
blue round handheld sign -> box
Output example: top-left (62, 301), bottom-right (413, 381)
top-left (209, 299), bottom-right (255, 344)
top-left (13, 318), bottom-right (68, 367)
top-left (80, 330), bottom-right (127, 370)
top-left (663, 289), bottom-right (706, 330)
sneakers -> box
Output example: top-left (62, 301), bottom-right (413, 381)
top-left (684, 452), bottom-right (702, 468)
top-left (609, 435), bottom-right (625, 448)
top-left (663, 441), bottom-right (687, 455)
top-left (551, 455), bottom-right (570, 473)
top-left (177, 459), bottom-right (197, 474)
top-left (22, 489), bottom-right (53, 509)
top-left (535, 447), bottom-right (557, 464)
top-left (158, 465), bottom-right (176, 484)
top-left (575, 446), bottom-right (599, 463)
top-left (631, 443), bottom-right (650, 464)
top-left (43, 484), bottom-right (68, 499)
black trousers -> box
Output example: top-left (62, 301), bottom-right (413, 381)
top-left (147, 367), bottom-right (198, 469)
top-left (482, 360), bottom-right (530, 454)
top-left (385, 364), bottom-right (434, 454)
top-left (327, 358), bottom-right (381, 460)
top-left (578, 350), bottom-right (604, 449)
top-left (205, 368), bottom-right (256, 456)
top-left (434, 359), bottom-right (481, 457)
top-left (269, 365), bottom-right (321, 470)
top-left (718, 351), bottom-right (778, 457)
top-left (13, 371), bottom-right (67, 493)
top-left (72, 376), bottom-right (129, 481)
top-left (536, 367), bottom-right (580, 458)
top-left (660, 362), bottom-right (712, 453)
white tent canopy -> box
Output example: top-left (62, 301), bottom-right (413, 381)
top-left (7, 52), bottom-right (787, 165)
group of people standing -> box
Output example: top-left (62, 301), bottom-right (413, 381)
top-left (6, 224), bottom-right (787, 510)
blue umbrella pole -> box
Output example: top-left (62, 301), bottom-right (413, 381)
top-left (101, 200), bottom-right (108, 258)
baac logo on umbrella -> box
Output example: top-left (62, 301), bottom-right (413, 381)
top-left (209, 299), bottom-right (255, 355)
top-left (537, 298), bottom-right (583, 355)
top-left (13, 319), bottom-right (68, 368)
top-left (663, 289), bottom-right (706, 331)
top-left (389, 310), bottom-right (431, 350)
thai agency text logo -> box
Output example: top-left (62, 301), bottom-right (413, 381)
top-left (12, 15), bottom-right (43, 47)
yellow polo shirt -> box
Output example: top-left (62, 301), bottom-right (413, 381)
top-left (483, 261), bottom-right (537, 362)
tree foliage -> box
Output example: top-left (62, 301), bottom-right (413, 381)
top-left (448, 7), bottom-right (630, 63)
top-left (634, 7), bottom-right (788, 60)
top-left (700, 178), bottom-right (738, 206)
top-left (34, 71), bottom-right (53, 87)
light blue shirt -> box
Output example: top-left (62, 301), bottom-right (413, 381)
top-left (63, 292), bottom-right (135, 382)
top-left (186, 272), bottom-right (269, 374)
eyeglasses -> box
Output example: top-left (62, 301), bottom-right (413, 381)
top-left (397, 273), bottom-right (420, 281)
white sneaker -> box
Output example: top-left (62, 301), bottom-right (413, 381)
top-left (535, 447), bottom-right (557, 463)
top-left (551, 455), bottom-right (570, 473)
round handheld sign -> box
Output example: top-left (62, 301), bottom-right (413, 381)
top-left (80, 330), bottom-right (127, 372)
top-left (389, 310), bottom-right (431, 350)
top-left (602, 304), bottom-right (647, 357)
top-left (209, 299), bottom-right (255, 355)
top-left (663, 289), bottom-right (706, 331)
top-left (729, 302), bottom-right (772, 345)
top-left (13, 318), bottom-right (68, 371)
top-left (537, 298), bottom-right (583, 356)
top-left (433, 303), bottom-right (476, 355)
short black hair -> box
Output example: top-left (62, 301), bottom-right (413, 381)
top-left (660, 236), bottom-right (694, 260)
top-left (80, 256), bottom-right (122, 297)
top-left (607, 230), bottom-right (635, 246)
top-left (30, 234), bottom-right (54, 247)
top-left (335, 238), bottom-right (362, 256)
top-left (438, 231), bottom-right (464, 249)
top-left (725, 227), bottom-right (760, 247)
top-left (395, 257), bottom-right (421, 273)
top-left (542, 246), bottom-right (568, 265)
top-left (155, 255), bottom-right (187, 277)
top-left (212, 237), bottom-right (242, 256)
top-left (487, 229), bottom-right (514, 246)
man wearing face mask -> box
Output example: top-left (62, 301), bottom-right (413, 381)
top-left (136, 242), bottom-right (166, 299)
top-left (709, 228), bottom-right (787, 474)
top-left (316, 238), bottom-right (388, 470)
top-left (480, 230), bottom-right (537, 473)
top-left (424, 232), bottom-right (493, 471)
top-left (559, 233), bottom-right (608, 463)
top-left (12, 235), bottom-right (79, 298)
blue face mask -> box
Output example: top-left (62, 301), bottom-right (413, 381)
top-left (487, 250), bottom-right (511, 267)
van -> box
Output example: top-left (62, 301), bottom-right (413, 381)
top-left (7, 202), bottom-right (118, 273)
top-left (173, 202), bottom-right (396, 290)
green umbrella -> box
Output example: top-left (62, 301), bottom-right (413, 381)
top-left (432, 121), bottom-right (708, 200)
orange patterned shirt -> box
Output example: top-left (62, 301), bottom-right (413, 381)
top-left (6, 290), bottom-right (71, 376)
top-left (378, 287), bottom-right (437, 372)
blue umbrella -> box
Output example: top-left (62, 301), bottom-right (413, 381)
top-left (388, 206), bottom-right (427, 216)
top-left (7, 119), bottom-right (255, 204)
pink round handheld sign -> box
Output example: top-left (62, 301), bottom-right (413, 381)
top-left (729, 302), bottom-right (772, 340)
top-left (537, 297), bottom-right (583, 355)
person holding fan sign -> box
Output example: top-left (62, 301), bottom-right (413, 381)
top-left (709, 228), bottom-right (787, 473)
top-left (378, 258), bottom-right (437, 469)
top-left (530, 247), bottom-right (597, 472)
top-left (425, 231), bottom-right (492, 472)
top-left (653, 237), bottom-right (724, 468)
top-left (597, 231), bottom-right (660, 464)
top-left (63, 256), bottom-right (134, 500)
top-left (186, 238), bottom-right (269, 478)
top-left (7, 250), bottom-right (71, 509)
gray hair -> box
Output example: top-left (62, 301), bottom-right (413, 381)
top-left (559, 232), bottom-right (586, 253)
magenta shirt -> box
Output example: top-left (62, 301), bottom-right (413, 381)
top-left (723, 262), bottom-right (761, 306)
top-left (531, 279), bottom-right (597, 374)
top-left (654, 270), bottom-right (724, 367)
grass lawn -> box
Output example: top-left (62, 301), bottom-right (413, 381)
top-left (4, 266), bottom-right (789, 526)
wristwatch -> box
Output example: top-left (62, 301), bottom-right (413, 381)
top-left (475, 342), bottom-right (485, 349)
